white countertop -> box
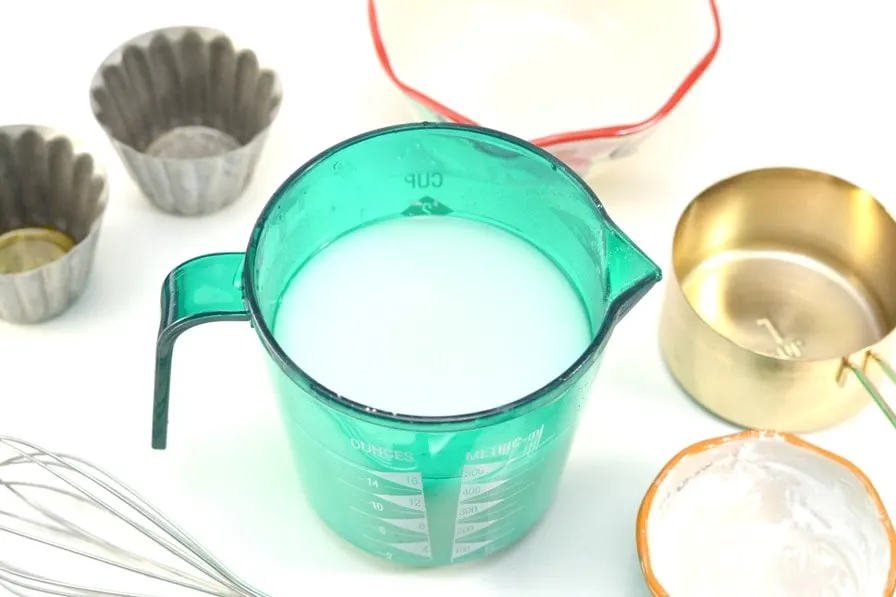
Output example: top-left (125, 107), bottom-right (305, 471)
top-left (1, 0), bottom-right (894, 595)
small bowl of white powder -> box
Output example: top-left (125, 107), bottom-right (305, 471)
top-left (637, 430), bottom-right (896, 597)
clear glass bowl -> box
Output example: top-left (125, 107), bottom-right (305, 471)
top-left (369, 0), bottom-right (722, 176)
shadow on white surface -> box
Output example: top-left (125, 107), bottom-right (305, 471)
top-left (2, 0), bottom-right (896, 594)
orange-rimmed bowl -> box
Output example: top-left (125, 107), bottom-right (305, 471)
top-left (368, 0), bottom-right (721, 176)
top-left (637, 430), bottom-right (896, 596)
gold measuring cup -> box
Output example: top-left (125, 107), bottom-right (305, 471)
top-left (659, 167), bottom-right (896, 432)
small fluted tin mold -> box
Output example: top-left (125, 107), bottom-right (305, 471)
top-left (90, 26), bottom-right (282, 217)
top-left (0, 125), bottom-right (108, 324)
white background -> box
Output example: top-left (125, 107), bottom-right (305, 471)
top-left (1, 0), bottom-right (894, 595)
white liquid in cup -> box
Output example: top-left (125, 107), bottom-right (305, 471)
top-left (273, 216), bottom-right (592, 417)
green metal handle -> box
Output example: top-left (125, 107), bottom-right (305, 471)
top-left (841, 352), bottom-right (896, 429)
top-left (153, 252), bottom-right (250, 450)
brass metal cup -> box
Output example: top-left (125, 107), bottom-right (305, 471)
top-left (659, 167), bottom-right (896, 432)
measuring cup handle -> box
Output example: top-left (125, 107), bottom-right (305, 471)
top-left (840, 352), bottom-right (896, 428)
top-left (153, 252), bottom-right (249, 450)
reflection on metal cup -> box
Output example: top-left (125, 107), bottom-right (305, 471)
top-left (89, 26), bottom-right (282, 217)
top-left (0, 125), bottom-right (108, 324)
top-left (659, 167), bottom-right (896, 432)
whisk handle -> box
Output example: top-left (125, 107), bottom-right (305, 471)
top-left (154, 252), bottom-right (250, 449)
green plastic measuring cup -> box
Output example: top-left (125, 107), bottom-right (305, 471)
top-left (152, 122), bottom-right (661, 566)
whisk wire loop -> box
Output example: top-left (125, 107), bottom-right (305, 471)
top-left (0, 436), bottom-right (273, 597)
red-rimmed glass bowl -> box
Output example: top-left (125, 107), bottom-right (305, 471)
top-left (369, 0), bottom-right (721, 175)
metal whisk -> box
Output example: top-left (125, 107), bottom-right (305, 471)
top-left (0, 435), bottom-right (272, 597)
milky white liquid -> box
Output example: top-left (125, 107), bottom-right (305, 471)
top-left (647, 436), bottom-right (890, 597)
top-left (273, 216), bottom-right (592, 417)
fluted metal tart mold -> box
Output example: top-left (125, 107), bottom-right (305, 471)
top-left (0, 125), bottom-right (108, 324)
top-left (90, 26), bottom-right (282, 216)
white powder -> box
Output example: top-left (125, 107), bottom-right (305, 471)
top-left (646, 435), bottom-right (891, 597)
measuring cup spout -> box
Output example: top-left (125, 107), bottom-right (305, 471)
top-left (604, 224), bottom-right (662, 324)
